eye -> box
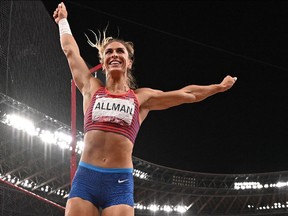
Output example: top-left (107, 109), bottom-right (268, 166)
top-left (105, 49), bottom-right (112, 55)
top-left (117, 48), bottom-right (125, 53)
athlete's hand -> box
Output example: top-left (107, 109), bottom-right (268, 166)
top-left (220, 75), bottom-right (237, 92)
top-left (53, 2), bottom-right (68, 24)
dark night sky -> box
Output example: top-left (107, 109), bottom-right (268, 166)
top-left (38, 0), bottom-right (288, 174)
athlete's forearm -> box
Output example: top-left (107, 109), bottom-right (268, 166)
top-left (182, 75), bottom-right (236, 102)
top-left (182, 84), bottom-right (223, 102)
top-left (58, 18), bottom-right (80, 56)
top-left (60, 34), bottom-right (80, 57)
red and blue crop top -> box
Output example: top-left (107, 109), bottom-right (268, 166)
top-left (84, 87), bottom-right (140, 143)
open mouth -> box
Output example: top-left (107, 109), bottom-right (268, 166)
top-left (109, 60), bottom-right (122, 66)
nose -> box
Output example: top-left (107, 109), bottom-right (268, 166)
top-left (111, 50), bottom-right (118, 58)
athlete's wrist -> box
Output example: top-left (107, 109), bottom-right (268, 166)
top-left (58, 18), bottom-right (72, 37)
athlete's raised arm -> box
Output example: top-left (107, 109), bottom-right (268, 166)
top-left (53, 2), bottom-right (102, 95)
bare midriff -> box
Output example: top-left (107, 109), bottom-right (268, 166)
top-left (80, 130), bottom-right (134, 169)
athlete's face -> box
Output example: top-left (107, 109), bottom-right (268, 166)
top-left (102, 41), bottom-right (132, 75)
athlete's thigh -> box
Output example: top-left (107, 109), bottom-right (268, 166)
top-left (102, 204), bottom-right (134, 216)
top-left (65, 197), bottom-right (100, 216)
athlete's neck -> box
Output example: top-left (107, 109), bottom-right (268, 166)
top-left (106, 82), bottom-right (129, 94)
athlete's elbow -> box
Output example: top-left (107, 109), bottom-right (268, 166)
top-left (183, 93), bottom-right (197, 103)
top-left (61, 43), bottom-right (74, 57)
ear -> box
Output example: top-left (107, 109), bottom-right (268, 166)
top-left (127, 59), bottom-right (133, 70)
top-left (101, 61), bottom-right (106, 71)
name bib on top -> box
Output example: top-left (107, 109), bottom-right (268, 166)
top-left (92, 97), bottom-right (135, 126)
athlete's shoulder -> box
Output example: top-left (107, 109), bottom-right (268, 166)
top-left (134, 88), bottom-right (163, 107)
top-left (134, 87), bottom-right (162, 95)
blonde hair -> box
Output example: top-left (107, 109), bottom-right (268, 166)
top-left (85, 29), bottom-right (137, 89)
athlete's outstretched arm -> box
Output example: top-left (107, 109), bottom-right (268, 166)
top-left (139, 75), bottom-right (237, 111)
top-left (53, 2), bottom-right (101, 95)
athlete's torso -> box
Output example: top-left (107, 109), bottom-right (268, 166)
top-left (84, 87), bottom-right (140, 143)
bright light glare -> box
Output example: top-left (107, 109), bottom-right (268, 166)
top-left (40, 130), bottom-right (56, 144)
top-left (174, 205), bottom-right (189, 213)
top-left (76, 140), bottom-right (84, 153)
top-left (147, 204), bottom-right (159, 212)
top-left (234, 181), bottom-right (288, 190)
top-left (2, 113), bottom-right (84, 152)
top-left (254, 202), bottom-right (288, 210)
top-left (134, 203), bottom-right (190, 213)
top-left (276, 182), bottom-right (288, 188)
top-left (133, 169), bottom-right (149, 180)
top-left (161, 205), bottom-right (173, 212)
top-left (4, 114), bottom-right (38, 136)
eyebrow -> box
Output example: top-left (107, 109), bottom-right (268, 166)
top-left (105, 47), bottom-right (125, 52)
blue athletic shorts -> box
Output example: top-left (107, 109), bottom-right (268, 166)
top-left (68, 161), bottom-right (134, 209)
